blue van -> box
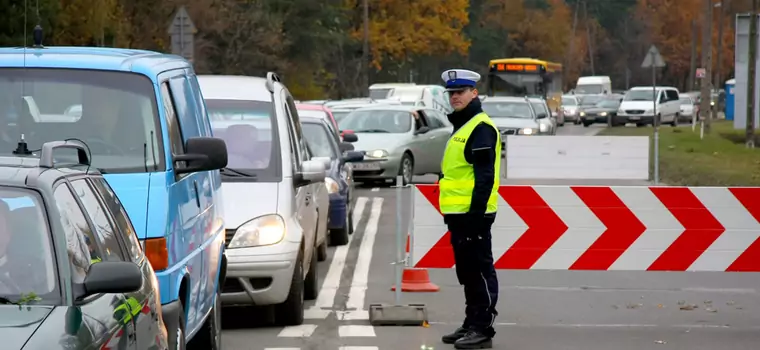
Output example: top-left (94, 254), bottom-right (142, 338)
top-left (0, 46), bottom-right (228, 349)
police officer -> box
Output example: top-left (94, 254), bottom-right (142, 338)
top-left (438, 69), bottom-right (501, 349)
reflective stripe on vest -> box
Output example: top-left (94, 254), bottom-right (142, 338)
top-left (439, 112), bottom-right (501, 214)
top-left (115, 297), bottom-right (142, 323)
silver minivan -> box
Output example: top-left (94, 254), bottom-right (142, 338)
top-left (198, 74), bottom-right (329, 326)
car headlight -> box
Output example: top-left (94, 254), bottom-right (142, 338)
top-left (579, 111), bottom-right (585, 116)
top-left (538, 123), bottom-right (548, 132)
top-left (366, 149), bottom-right (389, 158)
top-left (325, 177), bottom-right (339, 193)
top-left (518, 128), bottom-right (536, 135)
top-left (599, 112), bottom-right (607, 116)
top-left (645, 109), bottom-right (653, 114)
top-left (228, 214), bottom-right (286, 248)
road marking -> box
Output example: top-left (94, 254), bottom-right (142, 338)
top-left (426, 322), bottom-right (753, 329)
top-left (503, 285), bottom-right (758, 294)
top-left (345, 197), bottom-right (384, 318)
top-left (304, 197), bottom-right (368, 319)
top-left (265, 348), bottom-right (302, 350)
top-left (338, 325), bottom-right (376, 337)
top-left (277, 324), bottom-right (318, 337)
top-left (371, 187), bottom-right (379, 191)
top-left (339, 347), bottom-right (379, 350)
top-left (336, 310), bottom-right (369, 320)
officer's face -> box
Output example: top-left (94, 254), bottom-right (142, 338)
top-left (449, 88), bottom-right (477, 111)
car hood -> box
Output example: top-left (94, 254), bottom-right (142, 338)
top-left (350, 133), bottom-right (408, 153)
top-left (582, 107), bottom-right (617, 114)
top-left (620, 100), bottom-right (655, 110)
top-left (0, 305), bottom-right (52, 349)
top-left (221, 182), bottom-right (279, 229)
top-left (104, 173), bottom-right (151, 240)
top-left (490, 118), bottom-right (539, 129)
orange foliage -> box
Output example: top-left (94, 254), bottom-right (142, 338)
top-left (348, 0), bottom-right (471, 69)
top-left (635, 0), bottom-right (734, 83)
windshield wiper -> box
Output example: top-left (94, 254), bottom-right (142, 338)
top-left (220, 167), bottom-right (256, 178)
top-left (353, 129), bottom-right (390, 133)
top-left (0, 296), bottom-right (17, 305)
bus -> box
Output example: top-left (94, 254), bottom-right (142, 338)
top-left (486, 58), bottom-right (563, 112)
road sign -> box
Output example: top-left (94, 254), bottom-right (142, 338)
top-left (641, 45), bottom-right (666, 68)
top-left (696, 68), bottom-right (706, 78)
top-left (168, 6), bottom-right (196, 61)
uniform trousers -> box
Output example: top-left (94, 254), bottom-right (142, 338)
top-left (445, 213), bottom-right (499, 337)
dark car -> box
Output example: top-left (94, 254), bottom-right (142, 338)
top-left (0, 139), bottom-right (167, 350)
top-left (580, 95), bottom-right (625, 127)
top-left (300, 117), bottom-right (364, 245)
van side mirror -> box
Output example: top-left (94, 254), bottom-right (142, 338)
top-left (342, 132), bottom-right (358, 142)
top-left (537, 113), bottom-right (547, 119)
top-left (174, 137), bottom-right (228, 174)
top-left (295, 159), bottom-right (326, 187)
top-left (339, 142), bottom-right (355, 152)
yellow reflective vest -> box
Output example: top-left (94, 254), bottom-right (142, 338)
top-left (114, 297), bottom-right (142, 324)
top-left (439, 112), bottom-right (501, 214)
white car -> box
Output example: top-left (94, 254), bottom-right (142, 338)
top-left (198, 74), bottom-right (329, 326)
top-left (527, 97), bottom-right (557, 135)
top-left (560, 95), bottom-right (581, 124)
top-left (617, 86), bottom-right (681, 126)
top-left (679, 95), bottom-right (697, 123)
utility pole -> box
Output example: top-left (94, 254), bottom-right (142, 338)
top-left (688, 20), bottom-right (698, 91)
top-left (699, 0), bottom-right (714, 134)
top-left (565, 0), bottom-right (580, 88)
top-left (715, 0), bottom-right (729, 93)
top-left (747, 0), bottom-right (757, 148)
top-left (362, 0), bottom-right (369, 93)
top-left (583, 0), bottom-right (595, 75)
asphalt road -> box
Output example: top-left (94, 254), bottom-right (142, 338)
top-left (219, 124), bottom-right (760, 349)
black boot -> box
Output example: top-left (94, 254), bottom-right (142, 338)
top-left (441, 327), bottom-right (469, 344)
top-left (454, 330), bottom-right (493, 349)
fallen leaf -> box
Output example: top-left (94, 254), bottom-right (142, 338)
top-left (726, 301), bottom-right (736, 305)
top-left (677, 300), bottom-right (686, 306)
top-left (704, 300), bottom-right (712, 305)
top-left (680, 304), bottom-right (698, 310)
top-left (654, 340), bottom-right (667, 344)
top-left (422, 321), bottom-right (430, 328)
top-left (706, 307), bottom-right (718, 313)
top-left (657, 304), bottom-right (664, 308)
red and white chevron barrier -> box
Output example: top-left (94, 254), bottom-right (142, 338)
top-left (412, 185), bottom-right (760, 272)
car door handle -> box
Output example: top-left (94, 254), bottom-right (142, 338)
top-left (193, 180), bottom-right (201, 208)
top-left (305, 194), bottom-right (311, 205)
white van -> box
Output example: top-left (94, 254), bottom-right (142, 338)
top-left (368, 83), bottom-right (416, 99)
top-left (617, 86), bottom-right (681, 126)
top-left (387, 85), bottom-right (451, 113)
top-left (575, 76), bottom-right (612, 95)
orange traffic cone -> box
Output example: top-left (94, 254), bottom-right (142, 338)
top-left (391, 233), bottom-right (440, 292)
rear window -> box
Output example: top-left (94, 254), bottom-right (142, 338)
top-left (339, 109), bottom-right (412, 133)
top-left (206, 99), bottom-right (281, 182)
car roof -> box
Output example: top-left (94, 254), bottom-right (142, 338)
top-left (296, 103), bottom-right (328, 111)
top-left (0, 155), bottom-right (93, 187)
top-left (629, 86), bottom-right (678, 91)
top-left (352, 104), bottom-right (418, 112)
top-left (197, 75), bottom-right (273, 101)
top-left (0, 46), bottom-right (190, 77)
top-left (481, 96), bottom-right (530, 103)
top-left (300, 116), bottom-right (328, 125)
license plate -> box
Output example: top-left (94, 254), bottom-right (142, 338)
top-left (629, 116), bottom-right (640, 120)
top-left (353, 162), bottom-right (381, 170)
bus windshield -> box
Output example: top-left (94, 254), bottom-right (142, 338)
top-left (489, 73), bottom-right (545, 97)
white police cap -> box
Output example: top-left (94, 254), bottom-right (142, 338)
top-left (441, 69), bottom-right (481, 91)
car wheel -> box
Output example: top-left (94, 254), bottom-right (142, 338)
top-left (398, 154), bottom-right (414, 185)
top-left (188, 288), bottom-right (221, 350)
top-left (582, 121), bottom-right (592, 127)
top-left (275, 249), bottom-right (305, 326)
top-left (330, 208), bottom-right (350, 246)
top-left (317, 238), bottom-right (327, 261)
top-left (304, 241), bottom-right (319, 300)
top-left (671, 114), bottom-right (679, 127)
top-left (168, 302), bottom-right (187, 350)
top-left (348, 206), bottom-right (355, 235)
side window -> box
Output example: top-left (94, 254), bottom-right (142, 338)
top-left (161, 83), bottom-right (185, 155)
top-left (426, 112), bottom-right (443, 128)
top-left (281, 96), bottom-right (302, 172)
top-left (168, 76), bottom-right (202, 140)
top-left (70, 179), bottom-right (125, 261)
top-left (667, 90), bottom-right (679, 101)
top-left (286, 95), bottom-right (311, 161)
top-left (91, 178), bottom-right (143, 262)
top-left (188, 75), bottom-right (213, 136)
top-left (54, 184), bottom-right (100, 284)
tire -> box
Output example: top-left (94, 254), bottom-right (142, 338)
top-left (275, 249), bottom-right (305, 326)
top-left (168, 303), bottom-right (187, 350)
top-left (558, 122), bottom-right (564, 127)
top-left (316, 239), bottom-right (327, 261)
top-left (304, 243), bottom-right (319, 300)
top-left (348, 207), bottom-right (354, 235)
top-left (394, 153), bottom-right (414, 186)
top-left (670, 114), bottom-right (679, 127)
top-left (582, 121), bottom-right (592, 127)
top-left (188, 288), bottom-right (222, 350)
top-left (330, 207), bottom-right (350, 246)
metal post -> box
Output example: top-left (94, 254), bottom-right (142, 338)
top-left (394, 175), bottom-right (403, 305)
top-left (652, 54), bottom-right (659, 185)
top-left (407, 184), bottom-right (415, 267)
top-left (747, 0), bottom-right (758, 148)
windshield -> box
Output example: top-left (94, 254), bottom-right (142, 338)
top-left (624, 90), bottom-right (656, 101)
top-left (302, 122), bottom-right (339, 159)
top-left (489, 73), bottom-right (545, 97)
top-left (530, 102), bottom-right (547, 115)
top-left (369, 89), bottom-right (392, 99)
top-left (579, 95), bottom-right (604, 106)
top-left (596, 99), bottom-right (620, 108)
top-left (332, 110), bottom-right (351, 123)
top-left (679, 97), bottom-right (693, 105)
top-left (207, 99), bottom-right (280, 181)
top-left (0, 188), bottom-right (58, 303)
top-left (576, 84), bottom-right (603, 94)
top-left (482, 101), bottom-right (534, 118)
top-left (338, 110), bottom-right (412, 133)
top-left (298, 109), bottom-right (339, 138)
top-left (0, 68), bottom-right (163, 174)
top-left (561, 97), bottom-right (577, 106)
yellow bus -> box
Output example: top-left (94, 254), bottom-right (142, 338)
top-left (486, 58), bottom-right (563, 112)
